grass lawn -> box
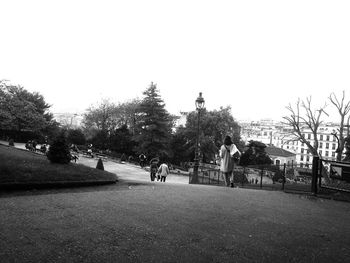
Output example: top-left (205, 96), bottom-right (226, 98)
top-left (0, 145), bottom-right (117, 184)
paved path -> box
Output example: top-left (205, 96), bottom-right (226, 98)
top-left (1, 142), bottom-right (350, 262)
top-left (79, 156), bottom-right (190, 185)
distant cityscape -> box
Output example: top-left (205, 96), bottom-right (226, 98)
top-left (240, 119), bottom-right (343, 168)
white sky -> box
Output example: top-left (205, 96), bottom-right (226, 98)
top-left (1, 0), bottom-right (350, 122)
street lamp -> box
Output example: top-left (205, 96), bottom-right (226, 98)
top-left (190, 92), bottom-right (205, 184)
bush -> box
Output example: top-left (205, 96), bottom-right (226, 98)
top-left (96, 158), bottom-right (104, 170)
top-left (120, 153), bottom-right (127, 162)
top-left (8, 139), bottom-right (14, 146)
top-left (47, 132), bottom-right (71, 164)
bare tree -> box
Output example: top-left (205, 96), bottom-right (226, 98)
top-left (283, 97), bottom-right (328, 157)
top-left (329, 91), bottom-right (350, 161)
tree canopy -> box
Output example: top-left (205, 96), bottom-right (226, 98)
top-left (187, 106), bottom-right (241, 162)
top-left (0, 80), bottom-right (56, 140)
top-left (170, 106), bottom-right (242, 164)
top-left (80, 83), bottom-right (243, 165)
top-left (240, 140), bottom-right (272, 166)
top-left (133, 82), bottom-right (174, 159)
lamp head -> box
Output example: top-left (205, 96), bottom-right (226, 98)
top-left (195, 92), bottom-right (205, 110)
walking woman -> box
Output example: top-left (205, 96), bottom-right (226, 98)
top-left (157, 162), bottom-right (170, 182)
top-left (220, 135), bottom-right (241, 187)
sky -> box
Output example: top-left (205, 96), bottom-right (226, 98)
top-left (1, 0), bottom-right (350, 122)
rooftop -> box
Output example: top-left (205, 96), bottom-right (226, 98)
top-left (266, 146), bottom-right (296, 158)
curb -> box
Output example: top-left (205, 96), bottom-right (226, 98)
top-left (0, 180), bottom-right (118, 191)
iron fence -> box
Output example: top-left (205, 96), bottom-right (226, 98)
top-left (189, 162), bottom-right (313, 193)
top-left (317, 158), bottom-right (350, 193)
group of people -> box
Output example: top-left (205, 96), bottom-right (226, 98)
top-left (148, 157), bottom-right (169, 182)
top-left (137, 154), bottom-right (170, 182)
top-left (141, 134), bottom-right (240, 186)
top-left (25, 140), bottom-right (48, 154)
top-left (25, 140), bottom-right (38, 152)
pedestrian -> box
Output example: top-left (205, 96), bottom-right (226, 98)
top-left (87, 144), bottom-right (93, 158)
top-left (40, 144), bottom-right (47, 154)
top-left (32, 140), bottom-right (37, 152)
top-left (149, 158), bottom-right (159, 181)
top-left (71, 154), bottom-right (79, 163)
top-left (157, 162), bottom-right (170, 182)
top-left (219, 135), bottom-right (241, 187)
top-left (139, 153), bottom-right (146, 168)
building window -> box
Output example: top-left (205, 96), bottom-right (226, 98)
top-left (333, 136), bottom-right (336, 142)
top-left (300, 155), bottom-right (304, 161)
top-left (332, 144), bottom-right (336, 150)
top-left (332, 152), bottom-right (335, 157)
top-left (325, 151), bottom-right (329, 157)
top-left (320, 142), bottom-right (323, 148)
top-left (306, 155), bottom-right (310, 162)
top-left (301, 149), bottom-right (304, 153)
top-left (307, 134), bottom-right (311, 139)
top-left (326, 143), bottom-right (329, 149)
top-left (326, 135), bottom-right (330, 141)
top-left (319, 150), bottom-right (322, 156)
top-left (320, 134), bottom-right (323, 141)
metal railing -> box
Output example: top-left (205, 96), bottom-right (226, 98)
top-left (315, 157), bottom-right (350, 193)
top-left (189, 163), bottom-right (314, 193)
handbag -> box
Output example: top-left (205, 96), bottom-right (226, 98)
top-left (232, 151), bottom-right (240, 164)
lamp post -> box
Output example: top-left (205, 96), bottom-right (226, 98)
top-left (190, 92), bottom-right (205, 184)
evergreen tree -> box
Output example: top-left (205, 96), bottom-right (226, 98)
top-left (96, 158), bottom-right (104, 170)
top-left (47, 132), bottom-right (71, 164)
top-left (133, 82), bottom-right (173, 159)
top-left (240, 140), bottom-right (272, 167)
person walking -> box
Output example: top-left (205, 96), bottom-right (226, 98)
top-left (219, 135), bottom-right (241, 187)
top-left (149, 158), bottom-right (159, 181)
top-left (139, 153), bottom-right (146, 168)
top-left (157, 162), bottom-right (170, 182)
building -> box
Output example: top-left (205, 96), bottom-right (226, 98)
top-left (265, 145), bottom-right (296, 166)
top-left (240, 120), bottom-right (343, 168)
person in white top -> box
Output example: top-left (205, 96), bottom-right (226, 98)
top-left (219, 135), bottom-right (241, 187)
top-left (157, 162), bottom-right (170, 182)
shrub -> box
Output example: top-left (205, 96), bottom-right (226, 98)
top-left (96, 158), bottom-right (104, 170)
top-left (47, 132), bottom-right (71, 164)
top-left (120, 153), bottom-right (127, 162)
top-left (8, 139), bottom-right (14, 146)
